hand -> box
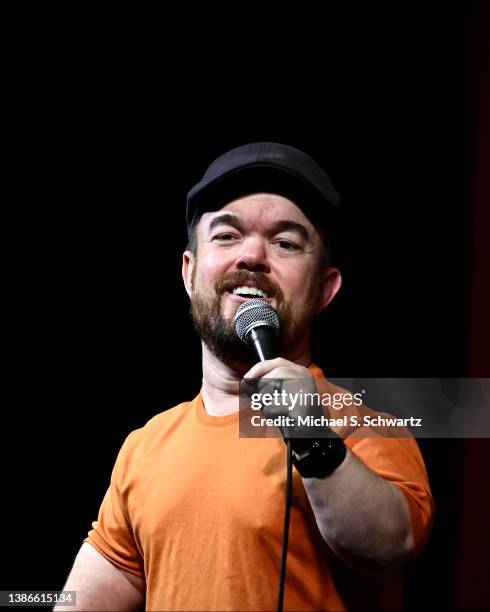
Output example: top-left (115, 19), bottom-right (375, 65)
top-left (243, 357), bottom-right (314, 384)
top-left (243, 358), bottom-right (327, 441)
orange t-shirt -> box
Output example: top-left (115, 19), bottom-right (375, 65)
top-left (85, 364), bottom-right (434, 611)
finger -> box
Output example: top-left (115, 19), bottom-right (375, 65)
top-left (243, 358), bottom-right (291, 379)
top-left (261, 365), bottom-right (313, 382)
top-left (262, 367), bottom-right (298, 379)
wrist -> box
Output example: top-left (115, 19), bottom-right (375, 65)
top-left (289, 434), bottom-right (347, 478)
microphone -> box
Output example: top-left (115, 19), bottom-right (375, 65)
top-left (234, 298), bottom-right (294, 612)
top-left (233, 299), bottom-right (280, 362)
top-left (234, 297), bottom-right (290, 438)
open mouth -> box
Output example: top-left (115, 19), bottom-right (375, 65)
top-left (225, 284), bottom-right (273, 304)
top-left (231, 285), bottom-right (268, 299)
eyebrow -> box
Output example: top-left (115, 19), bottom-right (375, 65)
top-left (208, 214), bottom-right (311, 242)
top-left (272, 220), bottom-right (310, 242)
top-left (208, 213), bottom-right (242, 233)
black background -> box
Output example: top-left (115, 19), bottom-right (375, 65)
top-left (3, 3), bottom-right (489, 610)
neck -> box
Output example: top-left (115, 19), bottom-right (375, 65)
top-left (200, 335), bottom-right (313, 416)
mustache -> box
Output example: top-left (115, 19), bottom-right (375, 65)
top-left (215, 271), bottom-right (284, 303)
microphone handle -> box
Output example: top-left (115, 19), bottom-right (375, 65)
top-left (247, 326), bottom-right (279, 362)
top-left (248, 326), bottom-right (291, 443)
top-left (247, 326), bottom-right (290, 440)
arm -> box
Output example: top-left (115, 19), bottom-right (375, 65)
top-left (54, 543), bottom-right (145, 611)
top-left (302, 447), bottom-right (414, 574)
top-left (244, 358), bottom-right (426, 574)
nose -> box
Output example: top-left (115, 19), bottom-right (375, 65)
top-left (235, 236), bottom-right (271, 273)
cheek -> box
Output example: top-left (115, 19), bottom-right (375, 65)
top-left (283, 270), bottom-right (319, 308)
top-left (283, 269), bottom-right (308, 294)
top-left (193, 251), bottom-right (230, 289)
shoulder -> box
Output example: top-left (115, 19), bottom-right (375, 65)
top-left (345, 434), bottom-right (430, 484)
top-left (115, 398), bottom-right (197, 469)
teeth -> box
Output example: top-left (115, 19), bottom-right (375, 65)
top-left (232, 286), bottom-right (268, 298)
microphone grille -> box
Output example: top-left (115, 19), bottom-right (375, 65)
top-left (233, 299), bottom-right (280, 342)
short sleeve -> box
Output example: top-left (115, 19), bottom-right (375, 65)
top-left (84, 433), bottom-right (144, 578)
top-left (346, 436), bottom-right (435, 553)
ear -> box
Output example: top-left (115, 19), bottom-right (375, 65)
top-left (182, 250), bottom-right (195, 298)
top-left (315, 266), bottom-right (342, 314)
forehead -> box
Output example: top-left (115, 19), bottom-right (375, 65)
top-left (199, 192), bottom-right (318, 236)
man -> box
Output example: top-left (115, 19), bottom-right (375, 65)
top-left (57, 143), bottom-right (434, 611)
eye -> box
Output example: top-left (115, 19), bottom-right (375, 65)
top-left (213, 233), bottom-right (236, 240)
top-left (275, 239), bottom-right (300, 251)
top-left (212, 232), bottom-right (240, 243)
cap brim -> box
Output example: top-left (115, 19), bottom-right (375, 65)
top-left (187, 163), bottom-right (339, 236)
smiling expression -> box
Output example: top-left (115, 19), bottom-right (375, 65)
top-left (183, 193), bottom-right (341, 367)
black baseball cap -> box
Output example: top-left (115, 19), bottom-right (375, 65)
top-left (186, 142), bottom-right (340, 239)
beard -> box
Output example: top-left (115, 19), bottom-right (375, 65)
top-left (190, 266), bottom-right (320, 369)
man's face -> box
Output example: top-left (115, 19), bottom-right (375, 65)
top-left (182, 193), bottom-right (340, 368)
